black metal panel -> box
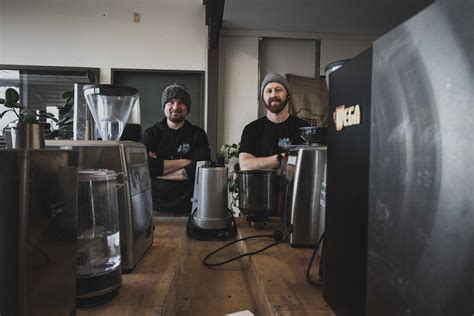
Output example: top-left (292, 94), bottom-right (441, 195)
top-left (0, 153), bottom-right (19, 316)
top-left (324, 48), bottom-right (372, 316)
top-left (367, 1), bottom-right (474, 315)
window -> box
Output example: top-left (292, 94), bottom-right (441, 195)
top-left (0, 65), bottom-right (99, 135)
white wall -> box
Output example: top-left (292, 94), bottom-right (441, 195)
top-left (218, 36), bottom-right (259, 147)
top-left (259, 38), bottom-right (316, 116)
top-left (217, 31), bottom-right (375, 149)
top-left (320, 39), bottom-right (372, 75)
top-left (0, 0), bottom-right (207, 84)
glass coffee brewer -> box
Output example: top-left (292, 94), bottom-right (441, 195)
top-left (83, 84), bottom-right (138, 141)
top-left (76, 169), bottom-right (122, 307)
top-left (75, 84), bottom-right (139, 307)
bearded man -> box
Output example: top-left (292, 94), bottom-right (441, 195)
top-left (143, 83), bottom-right (210, 215)
top-left (239, 73), bottom-right (309, 171)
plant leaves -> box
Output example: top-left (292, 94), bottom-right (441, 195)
top-left (59, 103), bottom-right (73, 115)
top-left (65, 96), bottom-right (74, 106)
top-left (87, 69), bottom-right (97, 83)
top-left (5, 88), bottom-right (19, 105)
top-left (50, 130), bottom-right (61, 138)
top-left (62, 90), bottom-right (74, 99)
top-left (47, 115), bottom-right (59, 123)
top-left (0, 109), bottom-right (12, 118)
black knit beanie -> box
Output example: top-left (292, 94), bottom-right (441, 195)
top-left (161, 83), bottom-right (192, 112)
top-left (260, 73), bottom-right (291, 102)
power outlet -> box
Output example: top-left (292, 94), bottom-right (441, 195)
top-left (133, 12), bottom-right (140, 23)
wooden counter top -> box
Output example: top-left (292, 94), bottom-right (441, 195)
top-left (77, 217), bottom-right (334, 316)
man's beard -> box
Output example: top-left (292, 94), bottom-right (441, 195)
top-left (264, 96), bottom-right (289, 114)
top-left (167, 111), bottom-right (186, 123)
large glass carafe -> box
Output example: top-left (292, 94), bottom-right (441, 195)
top-left (77, 169), bottom-right (121, 277)
top-left (83, 84), bottom-right (138, 141)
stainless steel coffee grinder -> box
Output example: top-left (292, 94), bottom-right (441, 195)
top-left (186, 161), bottom-right (236, 240)
top-left (282, 127), bottom-right (327, 247)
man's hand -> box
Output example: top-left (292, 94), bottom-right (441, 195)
top-left (148, 151), bottom-right (157, 159)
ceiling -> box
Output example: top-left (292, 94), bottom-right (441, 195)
top-left (223, 0), bottom-right (434, 35)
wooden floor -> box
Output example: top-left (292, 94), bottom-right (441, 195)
top-left (77, 217), bottom-right (334, 316)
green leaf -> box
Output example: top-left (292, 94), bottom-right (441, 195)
top-left (50, 130), bottom-right (61, 138)
top-left (0, 109), bottom-right (12, 118)
top-left (47, 115), bottom-right (59, 123)
top-left (87, 69), bottom-right (96, 83)
top-left (65, 96), bottom-right (74, 106)
top-left (59, 103), bottom-right (73, 115)
top-left (62, 90), bottom-right (74, 99)
top-left (5, 88), bottom-right (19, 105)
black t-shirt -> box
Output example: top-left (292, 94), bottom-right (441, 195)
top-left (239, 115), bottom-right (309, 157)
top-left (143, 119), bottom-right (211, 213)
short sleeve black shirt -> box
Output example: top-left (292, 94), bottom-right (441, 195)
top-left (239, 115), bottom-right (309, 157)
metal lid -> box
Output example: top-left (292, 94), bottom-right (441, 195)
top-left (299, 126), bottom-right (328, 144)
top-left (238, 170), bottom-right (276, 175)
top-left (324, 59), bottom-right (351, 73)
top-left (78, 169), bottom-right (117, 182)
top-left (201, 161), bottom-right (225, 168)
top-left (83, 84), bottom-right (138, 97)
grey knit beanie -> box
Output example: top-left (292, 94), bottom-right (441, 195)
top-left (161, 83), bottom-right (191, 112)
top-left (260, 73), bottom-right (291, 101)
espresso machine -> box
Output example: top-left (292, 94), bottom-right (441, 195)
top-left (324, 1), bottom-right (473, 315)
top-left (47, 84), bottom-right (154, 272)
top-left (282, 126), bottom-right (327, 247)
top-left (0, 149), bottom-right (78, 316)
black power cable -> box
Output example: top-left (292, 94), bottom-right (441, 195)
top-left (203, 230), bottom-right (287, 267)
top-left (306, 232), bottom-right (325, 287)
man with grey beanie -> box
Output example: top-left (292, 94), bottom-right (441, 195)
top-left (143, 83), bottom-right (210, 215)
top-left (239, 73), bottom-right (309, 171)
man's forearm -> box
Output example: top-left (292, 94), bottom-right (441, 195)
top-left (163, 159), bottom-right (192, 175)
top-left (239, 153), bottom-right (279, 171)
top-left (158, 168), bottom-right (188, 180)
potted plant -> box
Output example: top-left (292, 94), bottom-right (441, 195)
top-left (218, 143), bottom-right (240, 212)
top-left (49, 69), bottom-right (97, 139)
top-left (0, 88), bottom-right (56, 148)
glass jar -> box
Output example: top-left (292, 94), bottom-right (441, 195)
top-left (77, 169), bottom-right (121, 277)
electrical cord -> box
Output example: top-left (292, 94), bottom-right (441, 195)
top-left (203, 230), bottom-right (288, 267)
top-left (186, 208), bottom-right (238, 241)
top-left (306, 232), bottom-right (325, 287)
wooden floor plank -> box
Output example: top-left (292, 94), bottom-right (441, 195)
top-left (77, 217), bottom-right (334, 316)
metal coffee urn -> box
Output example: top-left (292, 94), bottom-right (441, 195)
top-left (0, 149), bottom-right (78, 316)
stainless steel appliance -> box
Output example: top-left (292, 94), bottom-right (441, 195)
top-left (324, 1), bottom-right (473, 315)
top-left (46, 140), bottom-right (154, 271)
top-left (187, 161), bottom-right (236, 240)
top-left (0, 149), bottom-right (78, 316)
top-left (76, 169), bottom-right (122, 307)
top-left (283, 146), bottom-right (327, 247)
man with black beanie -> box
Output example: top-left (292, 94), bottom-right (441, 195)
top-left (239, 73), bottom-right (309, 170)
top-left (143, 83), bottom-right (210, 215)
